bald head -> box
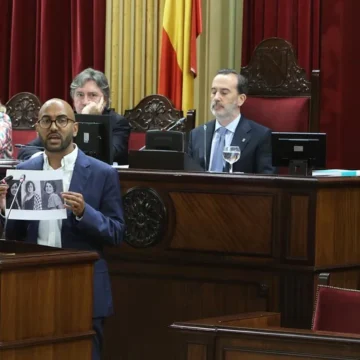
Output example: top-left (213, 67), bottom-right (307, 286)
top-left (39, 98), bottom-right (75, 120)
top-left (36, 98), bottom-right (78, 156)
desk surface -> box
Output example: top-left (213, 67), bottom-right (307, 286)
top-left (171, 312), bottom-right (360, 360)
top-left (120, 168), bottom-right (360, 186)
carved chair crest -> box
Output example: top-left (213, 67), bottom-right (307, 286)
top-left (5, 92), bottom-right (41, 129)
top-left (241, 37), bottom-right (311, 96)
top-left (124, 95), bottom-right (187, 132)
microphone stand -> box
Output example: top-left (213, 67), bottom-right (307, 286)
top-left (161, 117), bottom-right (186, 131)
top-left (203, 124), bottom-right (207, 171)
top-left (1, 176), bottom-right (26, 241)
top-left (14, 144), bottom-right (44, 150)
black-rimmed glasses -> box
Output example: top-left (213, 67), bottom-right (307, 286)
top-left (37, 115), bottom-right (75, 129)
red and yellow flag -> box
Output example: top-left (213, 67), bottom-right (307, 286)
top-left (158, 0), bottom-right (202, 114)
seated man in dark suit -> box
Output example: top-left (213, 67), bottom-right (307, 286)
top-left (188, 69), bottom-right (275, 174)
top-left (18, 68), bottom-right (130, 165)
top-left (0, 98), bottom-right (125, 360)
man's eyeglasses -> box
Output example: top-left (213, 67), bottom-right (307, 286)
top-left (37, 115), bottom-right (75, 129)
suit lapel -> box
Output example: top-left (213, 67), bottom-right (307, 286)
top-left (27, 155), bottom-right (45, 170)
top-left (62, 150), bottom-right (91, 231)
top-left (68, 150), bottom-right (91, 195)
top-left (230, 116), bottom-right (252, 153)
top-left (224, 116), bottom-right (252, 172)
top-left (205, 121), bottom-right (215, 171)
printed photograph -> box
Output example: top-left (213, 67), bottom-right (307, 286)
top-left (40, 180), bottom-right (64, 210)
top-left (5, 169), bottom-right (67, 221)
top-left (6, 180), bottom-right (22, 210)
top-left (22, 180), bottom-right (42, 210)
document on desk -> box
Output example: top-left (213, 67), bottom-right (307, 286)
top-left (312, 169), bottom-right (360, 177)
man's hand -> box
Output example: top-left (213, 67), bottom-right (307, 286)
top-left (0, 183), bottom-right (8, 213)
top-left (81, 96), bottom-right (105, 115)
top-left (61, 191), bottom-right (85, 218)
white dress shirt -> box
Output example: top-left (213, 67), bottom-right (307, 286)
top-left (37, 145), bottom-right (79, 248)
top-left (209, 115), bottom-right (241, 171)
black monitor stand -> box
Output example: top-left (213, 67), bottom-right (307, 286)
top-left (289, 159), bottom-right (311, 176)
top-left (128, 150), bottom-right (204, 172)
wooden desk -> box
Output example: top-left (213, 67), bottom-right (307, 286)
top-left (171, 312), bottom-right (360, 360)
top-left (103, 170), bottom-right (360, 360)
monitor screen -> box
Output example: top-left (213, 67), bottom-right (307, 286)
top-left (74, 114), bottom-right (113, 164)
top-left (272, 132), bottom-right (326, 173)
top-left (145, 130), bottom-right (184, 152)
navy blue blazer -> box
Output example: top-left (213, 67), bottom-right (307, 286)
top-left (188, 116), bottom-right (276, 174)
top-left (6, 149), bottom-right (125, 318)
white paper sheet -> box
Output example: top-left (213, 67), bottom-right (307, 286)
top-left (5, 169), bottom-right (67, 220)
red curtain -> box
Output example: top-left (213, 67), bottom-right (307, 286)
top-left (242, 0), bottom-right (320, 76)
top-left (320, 0), bottom-right (360, 169)
top-left (242, 0), bottom-right (360, 169)
top-left (0, 0), bottom-right (106, 104)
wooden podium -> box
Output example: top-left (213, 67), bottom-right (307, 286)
top-left (0, 240), bottom-right (98, 359)
top-left (102, 170), bottom-right (360, 360)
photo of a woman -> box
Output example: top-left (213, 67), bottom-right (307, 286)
top-left (6, 181), bottom-right (21, 209)
top-left (43, 181), bottom-right (63, 210)
top-left (22, 181), bottom-right (42, 210)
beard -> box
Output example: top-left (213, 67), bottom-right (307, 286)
top-left (41, 132), bottom-right (74, 153)
top-left (210, 101), bottom-right (239, 120)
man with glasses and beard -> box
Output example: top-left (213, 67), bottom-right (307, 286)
top-left (0, 98), bottom-right (125, 360)
top-left (188, 69), bottom-right (275, 174)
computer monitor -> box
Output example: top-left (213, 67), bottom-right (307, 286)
top-left (272, 132), bottom-right (326, 176)
top-left (74, 114), bottom-right (113, 164)
top-left (128, 130), bottom-right (203, 171)
top-left (145, 130), bottom-right (184, 152)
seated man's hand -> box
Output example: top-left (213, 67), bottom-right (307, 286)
top-left (0, 184), bottom-right (8, 213)
top-left (61, 191), bottom-right (85, 218)
top-left (81, 96), bottom-right (105, 115)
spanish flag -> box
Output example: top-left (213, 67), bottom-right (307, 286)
top-left (158, 0), bottom-right (202, 114)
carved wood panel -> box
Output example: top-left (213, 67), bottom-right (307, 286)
top-left (124, 95), bottom-right (188, 132)
top-left (6, 92), bottom-right (41, 129)
top-left (241, 38), bottom-right (311, 96)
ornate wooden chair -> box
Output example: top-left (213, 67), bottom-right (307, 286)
top-left (5, 92), bottom-right (40, 157)
top-left (240, 37), bottom-right (320, 133)
top-left (124, 95), bottom-right (196, 150)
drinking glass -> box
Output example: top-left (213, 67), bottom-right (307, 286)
top-left (223, 146), bottom-right (241, 173)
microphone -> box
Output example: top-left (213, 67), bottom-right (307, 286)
top-left (163, 117), bottom-right (187, 131)
top-left (203, 124), bottom-right (207, 171)
top-left (1, 175), bottom-right (13, 184)
top-left (1, 174), bottom-right (26, 240)
top-left (15, 144), bottom-right (44, 150)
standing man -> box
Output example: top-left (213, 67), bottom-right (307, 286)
top-left (188, 69), bottom-right (275, 174)
top-left (18, 68), bottom-right (131, 165)
top-left (1, 98), bottom-right (125, 360)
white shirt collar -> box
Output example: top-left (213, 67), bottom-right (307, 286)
top-left (43, 144), bottom-right (79, 170)
top-left (215, 114), bottom-right (241, 133)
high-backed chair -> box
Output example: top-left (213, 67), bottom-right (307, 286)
top-left (241, 37), bottom-right (320, 133)
top-left (124, 95), bottom-right (196, 150)
top-left (6, 92), bottom-right (40, 157)
top-left (312, 284), bottom-right (360, 334)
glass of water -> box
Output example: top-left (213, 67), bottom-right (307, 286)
top-left (223, 146), bottom-right (241, 173)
